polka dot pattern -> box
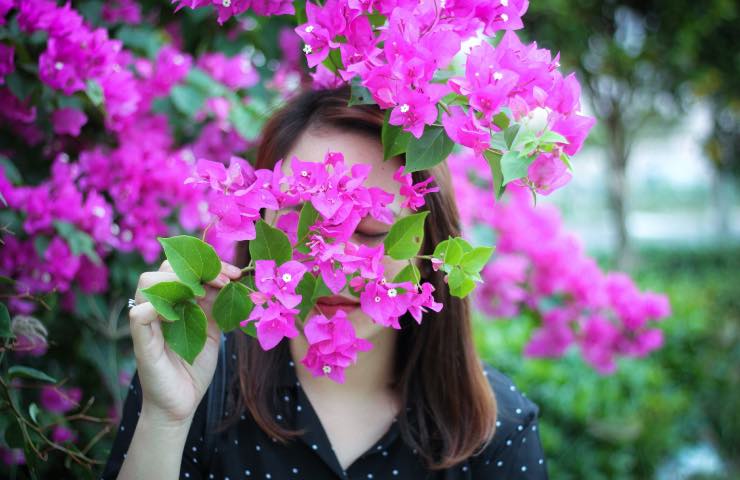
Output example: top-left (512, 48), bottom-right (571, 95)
top-left (100, 339), bottom-right (548, 479)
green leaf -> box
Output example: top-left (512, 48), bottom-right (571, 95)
top-left (4, 420), bottom-right (23, 449)
top-left (186, 67), bottom-right (226, 97)
top-left (161, 301), bottom-right (207, 364)
top-left (0, 302), bottom-right (12, 339)
top-left (8, 366), bottom-right (57, 383)
top-left (493, 111), bottom-right (510, 130)
top-left (213, 281), bottom-right (253, 332)
top-left (504, 124), bottom-right (521, 149)
top-left (348, 78), bottom-right (374, 106)
top-left (453, 237), bottom-right (473, 254)
top-left (249, 220), bottom-right (292, 264)
top-left (483, 150), bottom-right (505, 199)
top-left (381, 109), bottom-right (412, 160)
top-left (85, 79), bottom-right (104, 106)
top-left (392, 263), bottom-right (421, 284)
top-left (404, 126), bottom-right (455, 173)
top-left (296, 202), bottom-right (320, 252)
top-left (0, 156), bottom-right (22, 184)
top-left (115, 25), bottom-right (164, 58)
top-left (53, 220), bottom-right (101, 265)
top-left (158, 236), bottom-right (222, 297)
top-left (240, 321), bottom-right (257, 338)
top-left (28, 403), bottom-right (40, 424)
top-left (432, 239), bottom-right (463, 266)
top-left (295, 273), bottom-right (332, 321)
top-left (460, 246), bottom-right (495, 273)
top-left (322, 48), bottom-right (344, 74)
top-left (501, 151), bottom-right (533, 185)
top-left (33, 235), bottom-right (50, 259)
top-left (539, 130), bottom-right (569, 145)
top-left (447, 268), bottom-right (476, 298)
top-left (170, 84), bottom-right (206, 118)
top-left (5, 73), bottom-right (35, 101)
top-left (490, 131), bottom-right (508, 151)
top-left (560, 152), bottom-right (573, 171)
top-left (229, 100), bottom-right (260, 140)
top-left (293, 0), bottom-right (307, 24)
top-left (140, 281), bottom-right (195, 322)
top-left (383, 211), bottom-right (429, 260)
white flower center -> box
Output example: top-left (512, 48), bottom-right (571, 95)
top-left (399, 104), bottom-right (410, 113)
top-left (500, 13), bottom-right (509, 22)
top-left (322, 365), bottom-right (332, 374)
top-left (222, 0), bottom-right (231, 7)
top-left (300, 170), bottom-right (308, 177)
top-left (55, 62), bottom-right (64, 70)
top-left (93, 206), bottom-right (106, 218)
top-left (493, 71), bottom-right (503, 81)
top-left (282, 273), bottom-right (292, 282)
top-left (501, 0), bottom-right (508, 6)
top-left (312, 265), bottom-right (320, 272)
top-left (387, 288), bottom-right (397, 298)
top-left (374, 296), bottom-right (381, 303)
top-left (305, 25), bottom-right (314, 33)
top-left (303, 44), bottom-right (312, 55)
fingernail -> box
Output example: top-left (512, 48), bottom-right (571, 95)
top-left (224, 264), bottom-right (241, 277)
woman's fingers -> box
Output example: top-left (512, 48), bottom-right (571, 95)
top-left (135, 271), bottom-right (180, 305)
top-left (129, 302), bottom-right (164, 360)
top-left (220, 261), bottom-right (242, 279)
top-left (159, 259), bottom-right (241, 288)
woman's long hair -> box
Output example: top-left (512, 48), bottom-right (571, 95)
top-left (227, 84), bottom-right (497, 469)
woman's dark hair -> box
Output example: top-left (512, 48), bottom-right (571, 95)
top-left (227, 84), bottom-right (497, 469)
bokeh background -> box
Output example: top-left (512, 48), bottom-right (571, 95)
top-left (0, 1), bottom-right (738, 479)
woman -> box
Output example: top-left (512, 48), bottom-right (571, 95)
top-left (102, 85), bottom-right (548, 479)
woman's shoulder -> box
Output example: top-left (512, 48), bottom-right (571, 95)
top-left (467, 362), bottom-right (549, 477)
top-left (480, 361), bottom-right (540, 440)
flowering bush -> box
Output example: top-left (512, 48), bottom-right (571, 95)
top-left (0, 0), bottom-right (664, 476)
top-left (450, 151), bottom-right (670, 374)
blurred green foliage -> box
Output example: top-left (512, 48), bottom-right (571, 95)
top-left (474, 246), bottom-right (740, 479)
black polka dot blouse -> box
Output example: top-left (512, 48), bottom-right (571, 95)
top-left (101, 342), bottom-right (549, 479)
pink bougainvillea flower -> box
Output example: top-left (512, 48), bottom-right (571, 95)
top-left (294, 0), bottom-right (347, 68)
top-left (254, 259), bottom-right (307, 308)
top-left (406, 282), bottom-right (443, 323)
top-left (51, 425), bottom-right (76, 443)
top-left (301, 310), bottom-right (373, 383)
top-left (242, 301), bottom-right (300, 350)
top-left (441, 105), bottom-right (491, 154)
top-left (102, 0), bottom-right (142, 24)
top-left (40, 385), bottom-right (82, 413)
top-left (525, 152), bottom-right (572, 195)
top-left (357, 277), bottom-right (414, 328)
top-left (197, 52), bottom-right (259, 90)
top-left (392, 166), bottom-right (439, 211)
top-left (389, 88), bottom-right (439, 139)
top-left (51, 107), bottom-right (88, 137)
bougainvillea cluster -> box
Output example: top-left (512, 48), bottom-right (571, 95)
top-left (0, 0), bottom-right (665, 471)
top-left (450, 150), bottom-right (671, 374)
top-left (184, 149), bottom-right (445, 369)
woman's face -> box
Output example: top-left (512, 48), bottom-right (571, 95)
top-left (263, 126), bottom-right (413, 342)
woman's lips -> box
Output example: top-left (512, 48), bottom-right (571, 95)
top-left (314, 295), bottom-right (360, 316)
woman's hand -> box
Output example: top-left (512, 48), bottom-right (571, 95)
top-left (128, 259), bottom-right (242, 426)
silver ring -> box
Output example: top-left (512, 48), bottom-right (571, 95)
top-left (128, 298), bottom-right (137, 309)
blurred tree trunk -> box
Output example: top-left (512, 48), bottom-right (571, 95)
top-left (711, 169), bottom-right (732, 240)
top-left (604, 107), bottom-right (633, 269)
